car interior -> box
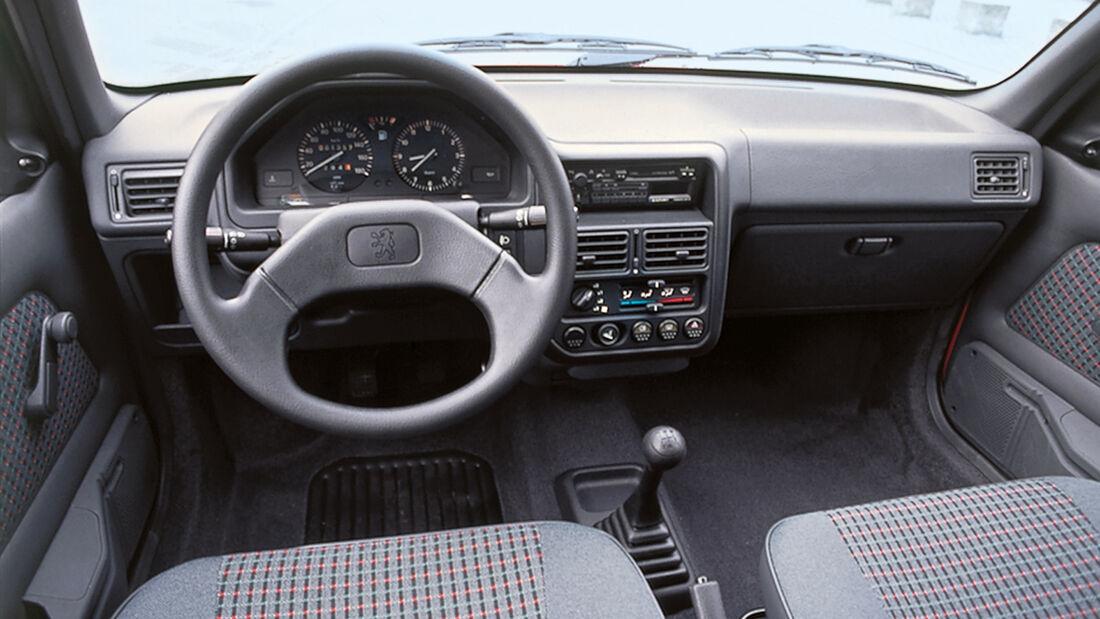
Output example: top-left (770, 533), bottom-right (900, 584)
top-left (3, 0), bottom-right (1100, 617)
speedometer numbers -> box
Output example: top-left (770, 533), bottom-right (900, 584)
top-left (296, 120), bottom-right (373, 193)
top-left (392, 120), bottom-right (466, 192)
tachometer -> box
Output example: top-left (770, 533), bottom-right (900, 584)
top-left (296, 120), bottom-right (373, 193)
top-left (392, 120), bottom-right (466, 192)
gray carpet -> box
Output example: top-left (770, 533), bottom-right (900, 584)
top-left (623, 311), bottom-right (990, 615)
top-left (149, 310), bottom-right (989, 617)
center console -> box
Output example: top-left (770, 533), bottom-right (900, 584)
top-left (548, 156), bottom-right (727, 362)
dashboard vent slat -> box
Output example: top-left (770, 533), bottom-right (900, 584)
top-left (109, 165), bottom-right (185, 219)
top-left (642, 228), bottom-right (708, 269)
top-left (577, 230), bottom-right (630, 273)
top-left (973, 155), bottom-right (1023, 197)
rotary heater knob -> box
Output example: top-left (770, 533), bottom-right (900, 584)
top-left (570, 287), bottom-right (597, 311)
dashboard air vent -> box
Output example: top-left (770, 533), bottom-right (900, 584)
top-left (642, 228), bottom-right (708, 269)
top-left (108, 165), bottom-right (184, 220)
top-left (973, 155), bottom-right (1023, 197)
top-left (577, 230), bottom-right (630, 273)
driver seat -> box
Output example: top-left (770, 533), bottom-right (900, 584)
top-left (113, 521), bottom-right (663, 618)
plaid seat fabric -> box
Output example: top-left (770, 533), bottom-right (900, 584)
top-left (215, 523), bottom-right (545, 619)
top-left (116, 521), bottom-right (663, 618)
top-left (827, 479), bottom-right (1100, 619)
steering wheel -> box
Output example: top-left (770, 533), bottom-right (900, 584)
top-left (172, 46), bottom-right (576, 437)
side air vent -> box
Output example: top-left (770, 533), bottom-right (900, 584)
top-left (577, 230), bottom-right (630, 273)
top-left (973, 154), bottom-right (1024, 198)
top-left (642, 227), bottom-right (708, 269)
top-left (108, 165), bottom-right (184, 220)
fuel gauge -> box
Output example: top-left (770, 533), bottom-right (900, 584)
top-left (367, 115), bottom-right (398, 143)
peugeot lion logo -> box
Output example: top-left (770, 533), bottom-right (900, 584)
top-left (370, 227), bottom-right (398, 262)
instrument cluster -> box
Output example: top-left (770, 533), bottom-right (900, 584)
top-left (248, 90), bottom-right (513, 208)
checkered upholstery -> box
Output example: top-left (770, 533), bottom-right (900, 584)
top-left (0, 292), bottom-right (98, 551)
top-left (827, 479), bottom-right (1100, 619)
top-left (763, 477), bottom-right (1100, 619)
top-left (217, 524), bottom-right (544, 618)
top-left (114, 521), bottom-right (662, 618)
top-left (1007, 244), bottom-right (1100, 386)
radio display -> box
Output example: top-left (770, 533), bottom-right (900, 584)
top-left (565, 160), bottom-right (705, 209)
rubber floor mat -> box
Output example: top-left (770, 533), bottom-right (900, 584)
top-left (305, 452), bottom-right (503, 543)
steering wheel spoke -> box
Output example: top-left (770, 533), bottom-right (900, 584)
top-left (473, 252), bottom-right (544, 370)
top-left (203, 270), bottom-right (299, 393)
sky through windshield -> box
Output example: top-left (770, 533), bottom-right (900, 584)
top-left (78, 0), bottom-right (1094, 89)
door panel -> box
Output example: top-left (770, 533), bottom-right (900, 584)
top-left (0, 165), bottom-right (144, 618)
top-left (0, 291), bottom-right (99, 547)
top-left (944, 147), bottom-right (1100, 480)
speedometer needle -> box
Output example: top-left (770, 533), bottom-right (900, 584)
top-left (410, 148), bottom-right (437, 172)
top-left (304, 150), bottom-right (345, 177)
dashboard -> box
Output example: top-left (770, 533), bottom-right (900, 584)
top-left (82, 72), bottom-right (1043, 373)
top-left (242, 89), bottom-right (515, 209)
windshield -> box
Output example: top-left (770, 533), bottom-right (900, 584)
top-left (78, 0), bottom-right (1095, 90)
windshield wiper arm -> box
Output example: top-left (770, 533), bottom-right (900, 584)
top-left (418, 32), bottom-right (695, 55)
top-left (709, 44), bottom-right (974, 85)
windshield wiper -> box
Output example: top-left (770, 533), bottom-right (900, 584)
top-left (418, 32), bottom-right (697, 65)
top-left (709, 44), bottom-right (974, 85)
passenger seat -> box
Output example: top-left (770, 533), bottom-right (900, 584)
top-left (762, 477), bottom-right (1100, 618)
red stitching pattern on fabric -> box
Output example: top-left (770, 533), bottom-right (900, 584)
top-left (1007, 244), bottom-right (1100, 384)
top-left (215, 524), bottom-right (544, 619)
top-left (843, 514), bottom-right (1090, 559)
top-left (0, 293), bottom-right (98, 551)
top-left (835, 498), bottom-right (1076, 539)
top-left (828, 480), bottom-right (1100, 619)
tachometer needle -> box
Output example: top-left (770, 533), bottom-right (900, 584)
top-left (304, 150), bottom-right (345, 177)
top-left (410, 148), bottom-right (437, 172)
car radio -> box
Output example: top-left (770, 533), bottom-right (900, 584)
top-left (565, 160), bottom-right (704, 209)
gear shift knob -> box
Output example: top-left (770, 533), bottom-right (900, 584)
top-left (641, 426), bottom-right (686, 472)
top-left (619, 425), bottom-right (686, 529)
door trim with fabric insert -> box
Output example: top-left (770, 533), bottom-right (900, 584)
top-left (1007, 243), bottom-right (1100, 386)
top-left (0, 291), bottom-right (98, 552)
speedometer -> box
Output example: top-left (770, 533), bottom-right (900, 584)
top-left (392, 120), bottom-right (466, 192)
top-left (296, 120), bottom-right (373, 193)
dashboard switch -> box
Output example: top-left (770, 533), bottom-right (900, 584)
top-left (684, 317), bottom-right (705, 339)
top-left (596, 323), bottom-right (622, 346)
top-left (658, 319), bottom-right (679, 341)
top-left (562, 326), bottom-right (586, 349)
top-left (631, 320), bottom-right (654, 343)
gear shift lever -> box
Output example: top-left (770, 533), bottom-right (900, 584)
top-left (596, 425), bottom-right (686, 538)
top-left (624, 426), bottom-right (686, 528)
top-left (589, 425), bottom-right (692, 612)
